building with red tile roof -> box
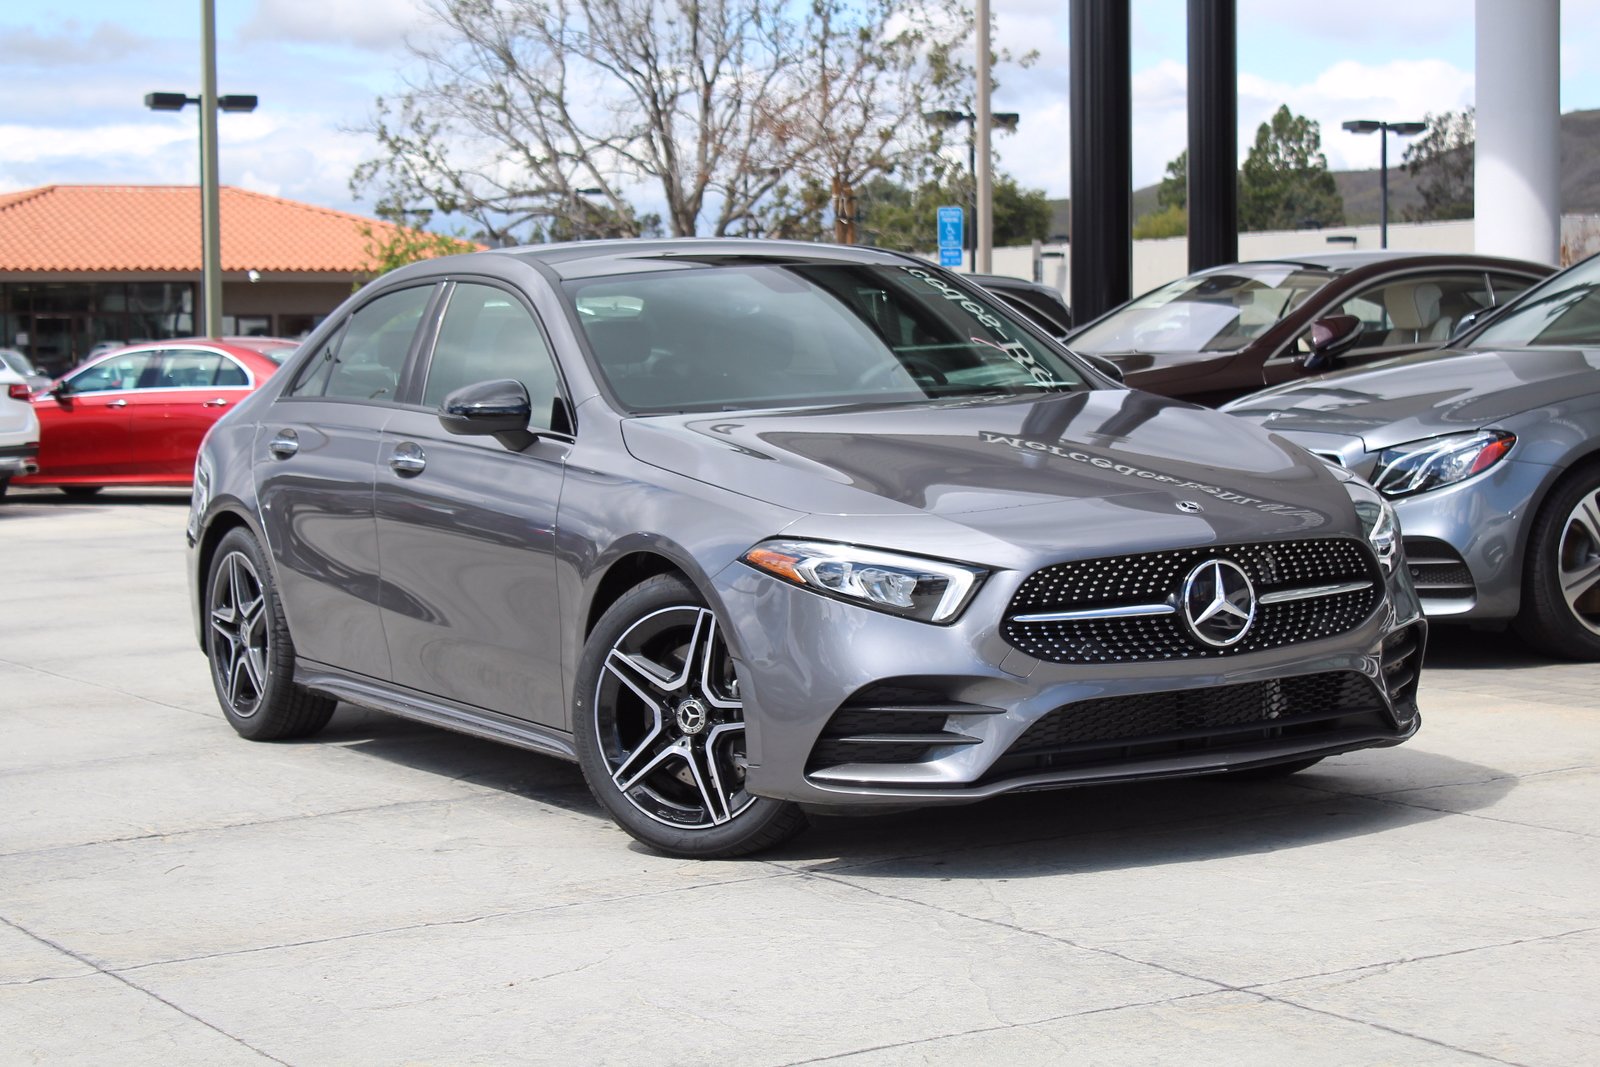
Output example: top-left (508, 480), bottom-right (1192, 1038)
top-left (0, 185), bottom-right (415, 374)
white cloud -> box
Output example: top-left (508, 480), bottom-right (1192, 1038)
top-left (1, 21), bottom-right (155, 67)
top-left (240, 0), bottom-right (431, 52)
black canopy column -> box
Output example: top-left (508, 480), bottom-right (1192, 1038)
top-left (1187, 0), bottom-right (1238, 272)
top-left (1069, 0), bottom-right (1131, 323)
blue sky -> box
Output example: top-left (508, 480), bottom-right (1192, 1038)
top-left (3, 0), bottom-right (1596, 223)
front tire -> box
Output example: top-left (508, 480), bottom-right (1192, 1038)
top-left (573, 573), bottom-right (806, 858)
top-left (205, 528), bottom-right (336, 740)
top-left (1515, 462), bottom-right (1600, 661)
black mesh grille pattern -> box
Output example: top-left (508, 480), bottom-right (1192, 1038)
top-left (1012, 672), bottom-right (1384, 755)
top-left (1404, 537), bottom-right (1474, 596)
top-left (1003, 538), bottom-right (1381, 664)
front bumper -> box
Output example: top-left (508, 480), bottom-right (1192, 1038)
top-left (713, 556), bottom-right (1425, 807)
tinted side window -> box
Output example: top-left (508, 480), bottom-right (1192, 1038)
top-left (290, 286), bottom-right (432, 402)
top-left (1489, 273), bottom-right (1536, 307)
top-left (1329, 272), bottom-right (1496, 351)
top-left (423, 283), bottom-right (560, 427)
top-left (156, 350), bottom-right (225, 388)
top-left (69, 352), bottom-right (157, 393)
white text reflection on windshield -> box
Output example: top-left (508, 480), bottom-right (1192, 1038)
top-left (566, 262), bottom-right (1088, 412)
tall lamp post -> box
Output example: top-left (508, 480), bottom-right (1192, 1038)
top-left (1342, 118), bottom-right (1426, 249)
top-left (145, 1), bottom-right (255, 339)
top-left (924, 109), bottom-right (1020, 271)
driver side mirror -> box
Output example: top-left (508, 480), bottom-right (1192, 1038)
top-left (1302, 314), bottom-right (1363, 372)
top-left (51, 377), bottom-right (73, 397)
top-left (438, 378), bottom-right (537, 451)
top-left (1079, 353), bottom-right (1125, 384)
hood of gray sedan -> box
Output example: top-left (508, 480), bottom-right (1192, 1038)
top-left (1226, 346), bottom-right (1600, 451)
top-left (622, 390), bottom-right (1356, 549)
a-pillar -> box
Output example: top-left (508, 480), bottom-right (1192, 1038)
top-left (1475, 0), bottom-right (1560, 265)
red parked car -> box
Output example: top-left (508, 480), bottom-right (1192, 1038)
top-left (15, 338), bottom-right (296, 495)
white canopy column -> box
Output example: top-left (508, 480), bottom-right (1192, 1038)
top-left (1475, 0), bottom-right (1561, 265)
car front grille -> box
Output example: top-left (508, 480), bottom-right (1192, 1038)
top-left (981, 671), bottom-right (1393, 782)
top-left (1002, 538), bottom-right (1382, 664)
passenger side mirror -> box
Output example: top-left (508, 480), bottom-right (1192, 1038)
top-left (51, 378), bottom-right (73, 397)
top-left (438, 378), bottom-right (537, 451)
top-left (1302, 314), bottom-right (1363, 372)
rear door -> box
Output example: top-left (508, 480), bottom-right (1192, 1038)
top-left (372, 280), bottom-right (571, 725)
top-left (149, 348), bottom-right (259, 474)
top-left (256, 284), bottom-right (438, 681)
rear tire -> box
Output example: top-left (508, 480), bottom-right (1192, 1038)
top-left (204, 527), bottom-right (336, 741)
top-left (573, 573), bottom-right (807, 858)
top-left (1514, 462), bottom-right (1600, 661)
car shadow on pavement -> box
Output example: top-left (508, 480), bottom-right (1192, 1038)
top-left (1424, 625), bottom-right (1572, 671)
top-left (0, 488), bottom-right (191, 514)
top-left (318, 703), bottom-right (1513, 877)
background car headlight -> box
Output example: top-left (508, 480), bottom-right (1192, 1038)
top-left (1371, 430), bottom-right (1515, 498)
top-left (1352, 495), bottom-right (1399, 573)
top-left (742, 539), bottom-right (986, 623)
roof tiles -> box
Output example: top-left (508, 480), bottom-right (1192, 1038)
top-left (0, 185), bottom-right (408, 274)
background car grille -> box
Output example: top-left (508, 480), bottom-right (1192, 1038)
top-left (1403, 537), bottom-right (1476, 601)
top-left (980, 671), bottom-right (1395, 783)
top-left (1002, 538), bottom-right (1381, 664)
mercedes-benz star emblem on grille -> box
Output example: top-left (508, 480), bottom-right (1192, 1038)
top-left (1175, 500), bottom-right (1203, 513)
top-left (1181, 559), bottom-right (1257, 647)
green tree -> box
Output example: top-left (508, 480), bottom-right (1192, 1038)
top-left (1157, 148), bottom-right (1187, 211)
top-left (1402, 108), bottom-right (1475, 221)
top-left (355, 204), bottom-right (480, 285)
top-left (1238, 105), bottom-right (1344, 231)
top-left (1133, 204), bottom-right (1187, 239)
top-left (855, 172), bottom-right (1049, 251)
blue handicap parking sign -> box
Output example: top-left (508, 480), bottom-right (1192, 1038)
top-left (936, 206), bottom-right (963, 267)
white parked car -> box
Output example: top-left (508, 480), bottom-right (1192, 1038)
top-left (0, 357), bottom-right (41, 497)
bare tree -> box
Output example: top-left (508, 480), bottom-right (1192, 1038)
top-left (354, 0), bottom-right (978, 240)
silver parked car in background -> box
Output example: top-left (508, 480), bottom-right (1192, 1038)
top-left (187, 239), bottom-right (1424, 857)
top-left (1225, 252), bottom-right (1600, 660)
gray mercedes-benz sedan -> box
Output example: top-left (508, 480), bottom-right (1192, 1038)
top-left (187, 240), bottom-right (1423, 857)
top-left (1224, 251), bottom-right (1600, 661)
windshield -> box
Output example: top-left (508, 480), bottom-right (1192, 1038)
top-left (1470, 253), bottom-right (1600, 349)
top-left (1070, 264), bottom-right (1336, 355)
top-left (564, 262), bottom-right (1089, 413)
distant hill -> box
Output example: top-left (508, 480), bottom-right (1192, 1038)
top-left (1043, 107), bottom-right (1600, 236)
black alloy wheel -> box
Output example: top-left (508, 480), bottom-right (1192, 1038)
top-left (574, 574), bottom-right (805, 857)
top-left (205, 528), bottom-right (336, 740)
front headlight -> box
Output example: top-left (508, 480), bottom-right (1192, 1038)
top-left (1353, 494), bottom-right (1399, 573)
top-left (1371, 430), bottom-right (1515, 498)
top-left (742, 539), bottom-right (986, 624)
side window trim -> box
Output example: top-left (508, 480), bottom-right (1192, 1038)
top-left (282, 283), bottom-right (441, 405)
top-left (412, 276), bottom-right (575, 436)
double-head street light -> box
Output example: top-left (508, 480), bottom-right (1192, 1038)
top-left (144, 0), bottom-right (256, 339)
top-left (925, 109), bottom-right (1021, 271)
top-left (1342, 118), bottom-right (1427, 249)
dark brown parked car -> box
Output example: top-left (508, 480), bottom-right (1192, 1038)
top-left (1065, 251), bottom-right (1553, 404)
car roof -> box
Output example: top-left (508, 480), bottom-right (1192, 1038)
top-left (429, 238), bottom-right (921, 281)
top-left (1196, 250), bottom-right (1549, 275)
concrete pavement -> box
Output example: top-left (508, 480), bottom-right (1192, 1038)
top-left (1, 487), bottom-right (1596, 1065)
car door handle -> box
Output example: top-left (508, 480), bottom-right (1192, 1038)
top-left (267, 429), bottom-right (299, 458)
top-left (388, 443), bottom-right (426, 476)
top-left (106, 398), bottom-right (128, 408)
top-left (202, 397), bottom-right (229, 408)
